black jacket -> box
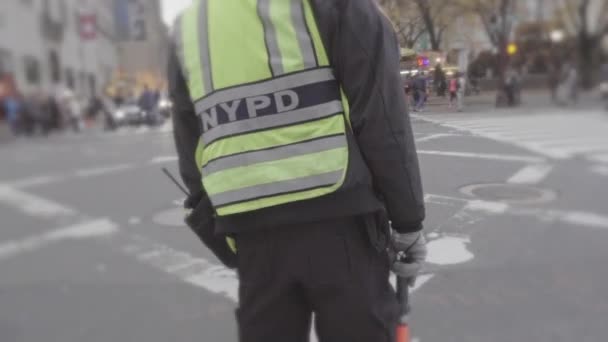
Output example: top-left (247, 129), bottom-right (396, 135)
top-left (168, 0), bottom-right (425, 234)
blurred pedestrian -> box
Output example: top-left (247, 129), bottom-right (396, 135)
top-left (434, 64), bottom-right (447, 97)
top-left (469, 75), bottom-right (480, 95)
top-left (22, 92), bottom-right (44, 136)
top-left (403, 74), bottom-right (412, 107)
top-left (448, 77), bottom-right (458, 108)
top-left (37, 93), bottom-right (56, 135)
top-left (138, 85), bottom-right (158, 113)
top-left (504, 68), bottom-right (519, 107)
top-left (457, 73), bottom-right (466, 112)
top-left (566, 65), bottom-right (579, 105)
top-left (139, 85), bottom-right (161, 125)
top-left (556, 61), bottom-right (578, 106)
top-left (60, 90), bottom-right (83, 133)
top-left (3, 94), bottom-right (22, 135)
top-left (411, 75), bottom-right (419, 110)
top-left (101, 96), bottom-right (117, 131)
top-left (548, 62), bottom-right (560, 104)
top-left (414, 72), bottom-right (427, 112)
top-left (42, 94), bottom-right (62, 133)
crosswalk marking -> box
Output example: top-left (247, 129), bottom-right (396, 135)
top-left (0, 219), bottom-right (117, 261)
top-left (508, 164), bottom-right (554, 184)
top-left (592, 165), bottom-right (608, 177)
top-left (591, 153), bottom-right (608, 163)
top-left (416, 111), bottom-right (608, 162)
top-left (418, 150), bottom-right (545, 163)
top-left (0, 185), bottom-right (75, 217)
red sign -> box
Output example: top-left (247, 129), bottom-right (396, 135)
top-left (79, 14), bottom-right (97, 40)
top-left (417, 56), bottom-right (430, 67)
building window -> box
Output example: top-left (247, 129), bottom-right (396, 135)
top-left (23, 56), bottom-right (41, 85)
top-left (49, 50), bottom-right (61, 83)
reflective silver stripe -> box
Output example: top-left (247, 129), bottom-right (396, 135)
top-left (202, 100), bottom-right (343, 145)
top-left (210, 170), bottom-right (343, 207)
top-left (202, 135), bottom-right (346, 176)
top-left (195, 68), bottom-right (334, 114)
top-left (198, 0), bottom-right (213, 93)
top-left (291, 0), bottom-right (317, 68)
top-left (173, 14), bottom-right (188, 82)
top-left (258, 0), bottom-right (284, 75)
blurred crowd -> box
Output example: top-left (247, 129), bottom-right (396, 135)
top-left (402, 58), bottom-right (608, 113)
top-left (1, 85), bottom-right (168, 137)
top-left (403, 65), bottom-right (474, 113)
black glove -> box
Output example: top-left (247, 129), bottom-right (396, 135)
top-left (185, 196), bottom-right (237, 269)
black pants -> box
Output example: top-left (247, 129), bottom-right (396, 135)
top-left (235, 216), bottom-right (399, 342)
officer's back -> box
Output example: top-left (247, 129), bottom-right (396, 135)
top-left (168, 1), bottom-right (426, 341)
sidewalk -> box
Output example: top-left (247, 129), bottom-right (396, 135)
top-left (0, 117), bottom-right (115, 145)
top-left (419, 88), bottom-right (606, 115)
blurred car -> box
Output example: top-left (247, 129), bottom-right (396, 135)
top-left (112, 100), bottom-right (147, 126)
top-left (158, 97), bottom-right (173, 118)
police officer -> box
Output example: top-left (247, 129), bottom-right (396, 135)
top-left (168, 0), bottom-right (426, 341)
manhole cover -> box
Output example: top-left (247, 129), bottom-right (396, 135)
top-left (460, 183), bottom-right (557, 204)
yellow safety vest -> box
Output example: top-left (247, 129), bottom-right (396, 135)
top-left (175, 0), bottom-right (350, 216)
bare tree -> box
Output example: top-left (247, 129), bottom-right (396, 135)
top-left (378, 0), bottom-right (427, 48)
top-left (556, 0), bottom-right (608, 88)
top-left (410, 0), bottom-right (454, 51)
top-left (454, 0), bottom-right (517, 105)
top-left (397, 15), bottom-right (427, 48)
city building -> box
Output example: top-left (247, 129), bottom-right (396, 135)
top-left (110, 0), bottom-right (169, 97)
top-left (0, 0), bottom-right (119, 98)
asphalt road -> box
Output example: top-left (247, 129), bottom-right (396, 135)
top-left (1, 105), bottom-right (608, 342)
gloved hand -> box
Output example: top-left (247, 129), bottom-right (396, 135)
top-left (185, 197), bottom-right (238, 269)
top-left (390, 231), bottom-right (427, 287)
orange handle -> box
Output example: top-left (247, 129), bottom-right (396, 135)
top-left (396, 323), bottom-right (410, 342)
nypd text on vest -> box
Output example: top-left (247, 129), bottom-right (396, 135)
top-left (200, 90), bottom-right (299, 132)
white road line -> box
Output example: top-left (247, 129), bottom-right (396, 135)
top-left (416, 133), bottom-right (461, 143)
top-left (590, 153), bottom-right (608, 163)
top-left (120, 233), bottom-right (239, 301)
top-left (508, 164), bottom-right (554, 185)
top-left (560, 212), bottom-right (608, 229)
top-left (591, 165), bottom-right (608, 176)
top-left (424, 193), bottom-right (467, 208)
top-left (464, 200), bottom-right (509, 214)
top-left (0, 219), bottom-right (118, 260)
top-left (427, 193), bottom-right (608, 230)
top-left (9, 175), bottom-right (66, 189)
top-left (5, 159), bottom-right (176, 190)
top-left (466, 199), bottom-right (608, 230)
top-left (74, 163), bottom-right (135, 178)
top-left (6, 163), bottom-right (137, 190)
top-left (418, 150), bottom-right (545, 163)
top-left (416, 112), bottom-right (608, 161)
top-left (0, 185), bottom-right (75, 217)
top-left (148, 156), bottom-right (178, 164)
